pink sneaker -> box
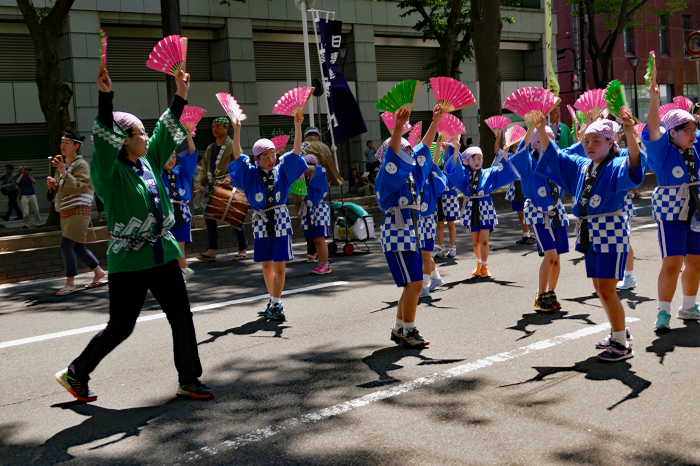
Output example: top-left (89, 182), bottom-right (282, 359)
top-left (311, 263), bottom-right (331, 274)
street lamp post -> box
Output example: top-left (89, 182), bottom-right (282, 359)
top-left (628, 56), bottom-right (641, 118)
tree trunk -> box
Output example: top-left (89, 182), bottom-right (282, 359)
top-left (471, 0), bottom-right (503, 166)
top-left (160, 0), bottom-right (182, 103)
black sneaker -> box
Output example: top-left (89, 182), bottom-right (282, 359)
top-left (176, 380), bottom-right (215, 400)
top-left (515, 236), bottom-right (528, 245)
top-left (534, 292), bottom-right (554, 312)
top-left (258, 299), bottom-right (271, 316)
top-left (401, 327), bottom-right (429, 347)
top-left (267, 302), bottom-right (286, 321)
top-left (391, 327), bottom-right (403, 343)
top-left (596, 340), bottom-right (634, 362)
top-left (595, 328), bottom-right (632, 349)
top-left (526, 237), bottom-right (537, 246)
top-left (546, 290), bottom-right (562, 311)
top-left (55, 368), bottom-right (97, 402)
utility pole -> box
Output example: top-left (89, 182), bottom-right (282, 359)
top-left (160, 0), bottom-right (181, 102)
top-left (579, 0), bottom-right (586, 91)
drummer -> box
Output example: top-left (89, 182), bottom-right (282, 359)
top-left (195, 117), bottom-right (249, 261)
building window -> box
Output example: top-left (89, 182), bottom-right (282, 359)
top-left (684, 15), bottom-right (692, 56)
top-left (623, 27), bottom-right (634, 55)
top-left (659, 16), bottom-right (669, 55)
top-left (624, 84), bottom-right (671, 122)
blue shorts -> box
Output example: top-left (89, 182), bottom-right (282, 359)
top-left (511, 201), bottom-right (525, 212)
top-left (171, 222), bottom-right (192, 243)
top-left (385, 250), bottom-right (423, 287)
top-left (470, 224), bottom-right (494, 233)
top-left (422, 238), bottom-right (435, 252)
top-left (657, 219), bottom-right (700, 258)
top-left (532, 224), bottom-right (569, 255)
top-left (584, 250), bottom-right (627, 280)
top-left (304, 224), bottom-right (330, 239)
top-left (253, 235), bottom-right (293, 262)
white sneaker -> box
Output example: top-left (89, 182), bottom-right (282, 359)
top-left (677, 304), bottom-right (700, 320)
top-left (419, 287), bottom-right (430, 298)
top-left (616, 275), bottom-right (636, 290)
top-left (446, 246), bottom-right (457, 258)
top-left (434, 245), bottom-right (445, 258)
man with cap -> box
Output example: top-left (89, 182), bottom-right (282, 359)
top-left (195, 116), bottom-right (249, 261)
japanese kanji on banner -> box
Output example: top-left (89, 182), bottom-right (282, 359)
top-left (316, 18), bottom-right (367, 143)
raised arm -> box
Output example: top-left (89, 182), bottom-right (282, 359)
top-left (232, 119), bottom-right (242, 159)
top-left (535, 117), bottom-right (550, 153)
top-left (647, 76), bottom-right (661, 142)
top-left (390, 108), bottom-right (410, 155)
top-left (422, 104), bottom-right (443, 147)
top-left (621, 108), bottom-right (641, 175)
top-left (493, 128), bottom-right (502, 155)
top-left (292, 112), bottom-right (303, 155)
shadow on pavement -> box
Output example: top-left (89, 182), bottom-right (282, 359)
top-left (646, 320), bottom-right (700, 364)
top-left (507, 310), bottom-right (597, 340)
top-left (198, 317), bottom-right (291, 344)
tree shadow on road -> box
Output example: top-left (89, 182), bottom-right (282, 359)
top-left (646, 320), bottom-right (700, 364)
top-left (507, 310), bottom-right (597, 340)
top-left (198, 317), bottom-right (290, 345)
top-left (553, 445), bottom-right (700, 466)
top-left (357, 345), bottom-right (464, 389)
top-left (501, 356), bottom-right (651, 410)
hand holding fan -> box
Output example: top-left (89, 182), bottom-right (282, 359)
top-left (644, 51), bottom-right (656, 87)
top-left (407, 121), bottom-right (422, 147)
top-left (504, 125), bottom-right (527, 150)
top-left (381, 111), bottom-right (412, 135)
top-left (180, 106), bottom-right (206, 136)
top-left (98, 29), bottom-right (108, 70)
top-left (604, 80), bottom-right (630, 119)
top-left (503, 87), bottom-right (561, 126)
top-left (429, 77), bottom-right (476, 113)
top-left (216, 92), bottom-right (246, 124)
top-left (271, 135), bottom-right (290, 151)
top-left (146, 35), bottom-right (188, 76)
top-left (273, 87), bottom-right (314, 119)
top-left (574, 88), bottom-right (606, 121)
top-left (376, 80), bottom-right (420, 113)
top-left (438, 114), bottom-right (465, 142)
top-left (484, 115), bottom-right (511, 135)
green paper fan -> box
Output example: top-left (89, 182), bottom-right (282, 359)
top-left (604, 80), bottom-right (629, 118)
top-left (376, 80), bottom-right (421, 113)
top-left (644, 51), bottom-right (656, 87)
top-left (290, 176), bottom-right (307, 196)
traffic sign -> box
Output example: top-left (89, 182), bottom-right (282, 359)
top-left (686, 31), bottom-right (700, 58)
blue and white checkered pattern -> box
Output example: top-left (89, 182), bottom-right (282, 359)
top-left (577, 215), bottom-right (630, 253)
top-left (523, 200), bottom-right (569, 227)
top-left (652, 186), bottom-right (686, 221)
top-left (505, 182), bottom-right (516, 201)
top-left (252, 206), bottom-right (293, 239)
top-left (381, 212), bottom-right (417, 253)
top-left (441, 191), bottom-right (460, 219)
top-left (300, 201), bottom-right (331, 230)
top-left (622, 194), bottom-right (636, 218)
top-left (418, 213), bottom-right (436, 249)
top-left (460, 197), bottom-right (498, 227)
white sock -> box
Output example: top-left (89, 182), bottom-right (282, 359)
top-left (403, 321), bottom-right (415, 336)
top-left (271, 296), bottom-right (281, 304)
top-left (612, 330), bottom-right (628, 346)
top-left (624, 270), bottom-right (634, 278)
top-left (394, 318), bottom-right (403, 331)
top-left (437, 244), bottom-right (444, 250)
top-left (682, 295), bottom-right (697, 310)
top-left (431, 269), bottom-right (440, 279)
top-left (481, 260), bottom-right (488, 267)
top-left (476, 258), bottom-right (482, 264)
top-left (526, 232), bottom-right (532, 238)
top-left (658, 301), bottom-right (672, 314)
top-left (423, 274), bottom-right (431, 288)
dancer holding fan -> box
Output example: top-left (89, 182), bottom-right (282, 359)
top-left (228, 87), bottom-right (310, 322)
top-left (56, 46), bottom-right (214, 402)
top-left (534, 107), bottom-right (646, 361)
top-left (299, 152), bottom-right (332, 275)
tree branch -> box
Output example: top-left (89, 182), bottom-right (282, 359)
top-left (44, 0), bottom-right (77, 31)
top-left (15, 0), bottom-right (40, 34)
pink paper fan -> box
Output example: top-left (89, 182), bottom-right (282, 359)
top-left (180, 106), bottom-right (206, 136)
top-left (271, 135), bottom-right (289, 150)
top-left (484, 115), bottom-right (511, 134)
top-left (146, 35), bottom-right (188, 76)
top-left (567, 105), bottom-right (576, 120)
top-left (503, 87), bottom-right (561, 123)
top-left (673, 96), bottom-right (694, 113)
top-left (407, 122), bottom-right (422, 147)
top-left (634, 123), bottom-right (646, 137)
top-left (216, 92), bottom-right (246, 123)
top-left (438, 114), bottom-right (465, 141)
top-left (504, 125), bottom-right (526, 149)
top-left (429, 77), bottom-right (477, 113)
top-left (574, 89), bottom-right (606, 120)
top-left (381, 111), bottom-right (411, 135)
top-left (272, 87), bottom-right (314, 118)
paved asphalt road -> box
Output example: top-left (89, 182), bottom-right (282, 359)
top-left (1, 194), bottom-right (699, 465)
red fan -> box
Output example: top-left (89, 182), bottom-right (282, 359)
top-left (484, 115), bottom-right (511, 135)
top-left (407, 121), bottom-right (422, 147)
top-left (271, 135), bottom-right (289, 150)
top-left (634, 123), bottom-right (646, 138)
top-left (503, 87), bottom-right (561, 125)
top-left (504, 125), bottom-right (526, 150)
top-left (180, 106), bottom-right (206, 136)
top-left (146, 35), bottom-right (188, 76)
top-left (429, 77), bottom-right (477, 113)
top-left (272, 87), bottom-right (314, 119)
top-left (574, 88), bottom-right (606, 120)
top-left (381, 111), bottom-right (411, 135)
top-left (216, 92), bottom-right (246, 123)
top-left (438, 114), bottom-right (465, 142)
top-left (98, 29), bottom-right (108, 69)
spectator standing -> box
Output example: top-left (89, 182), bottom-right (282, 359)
top-left (364, 141), bottom-right (378, 173)
top-left (1, 164), bottom-right (22, 221)
top-left (15, 165), bottom-right (42, 228)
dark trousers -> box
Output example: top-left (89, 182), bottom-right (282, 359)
top-left (2, 190), bottom-right (21, 219)
top-left (70, 260), bottom-right (203, 384)
top-left (306, 238), bottom-right (316, 256)
top-left (60, 237), bottom-right (99, 277)
top-left (205, 218), bottom-right (248, 251)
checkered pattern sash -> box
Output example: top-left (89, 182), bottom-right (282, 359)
top-left (386, 205), bottom-right (421, 229)
top-left (252, 204), bottom-right (289, 224)
top-left (575, 209), bottom-right (624, 246)
top-left (578, 153), bottom-right (615, 254)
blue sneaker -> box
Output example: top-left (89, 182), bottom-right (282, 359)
top-left (677, 303), bottom-right (700, 320)
top-left (419, 287), bottom-right (430, 298)
top-left (434, 246), bottom-right (445, 258)
top-left (616, 275), bottom-right (636, 290)
top-left (655, 310), bottom-right (672, 332)
top-left (267, 302), bottom-right (285, 321)
top-left (257, 300), bottom-right (271, 316)
top-left (429, 276), bottom-right (444, 291)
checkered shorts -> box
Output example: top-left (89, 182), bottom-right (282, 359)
top-left (460, 197), bottom-right (498, 227)
top-left (577, 215), bottom-right (630, 253)
top-left (441, 191), bottom-right (460, 219)
top-left (505, 183), bottom-right (516, 201)
top-left (252, 206), bottom-right (293, 239)
top-left (418, 213), bottom-right (437, 249)
top-left (300, 201), bottom-right (331, 230)
top-left (381, 212), bottom-right (417, 253)
top-left (652, 186), bottom-right (686, 221)
top-left (523, 199), bottom-right (570, 227)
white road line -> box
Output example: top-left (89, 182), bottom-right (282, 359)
top-left (181, 317), bottom-right (640, 462)
top-left (0, 281), bottom-right (349, 349)
top-left (631, 223), bottom-right (658, 231)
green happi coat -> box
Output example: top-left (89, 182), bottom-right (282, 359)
top-left (91, 110), bottom-right (188, 273)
